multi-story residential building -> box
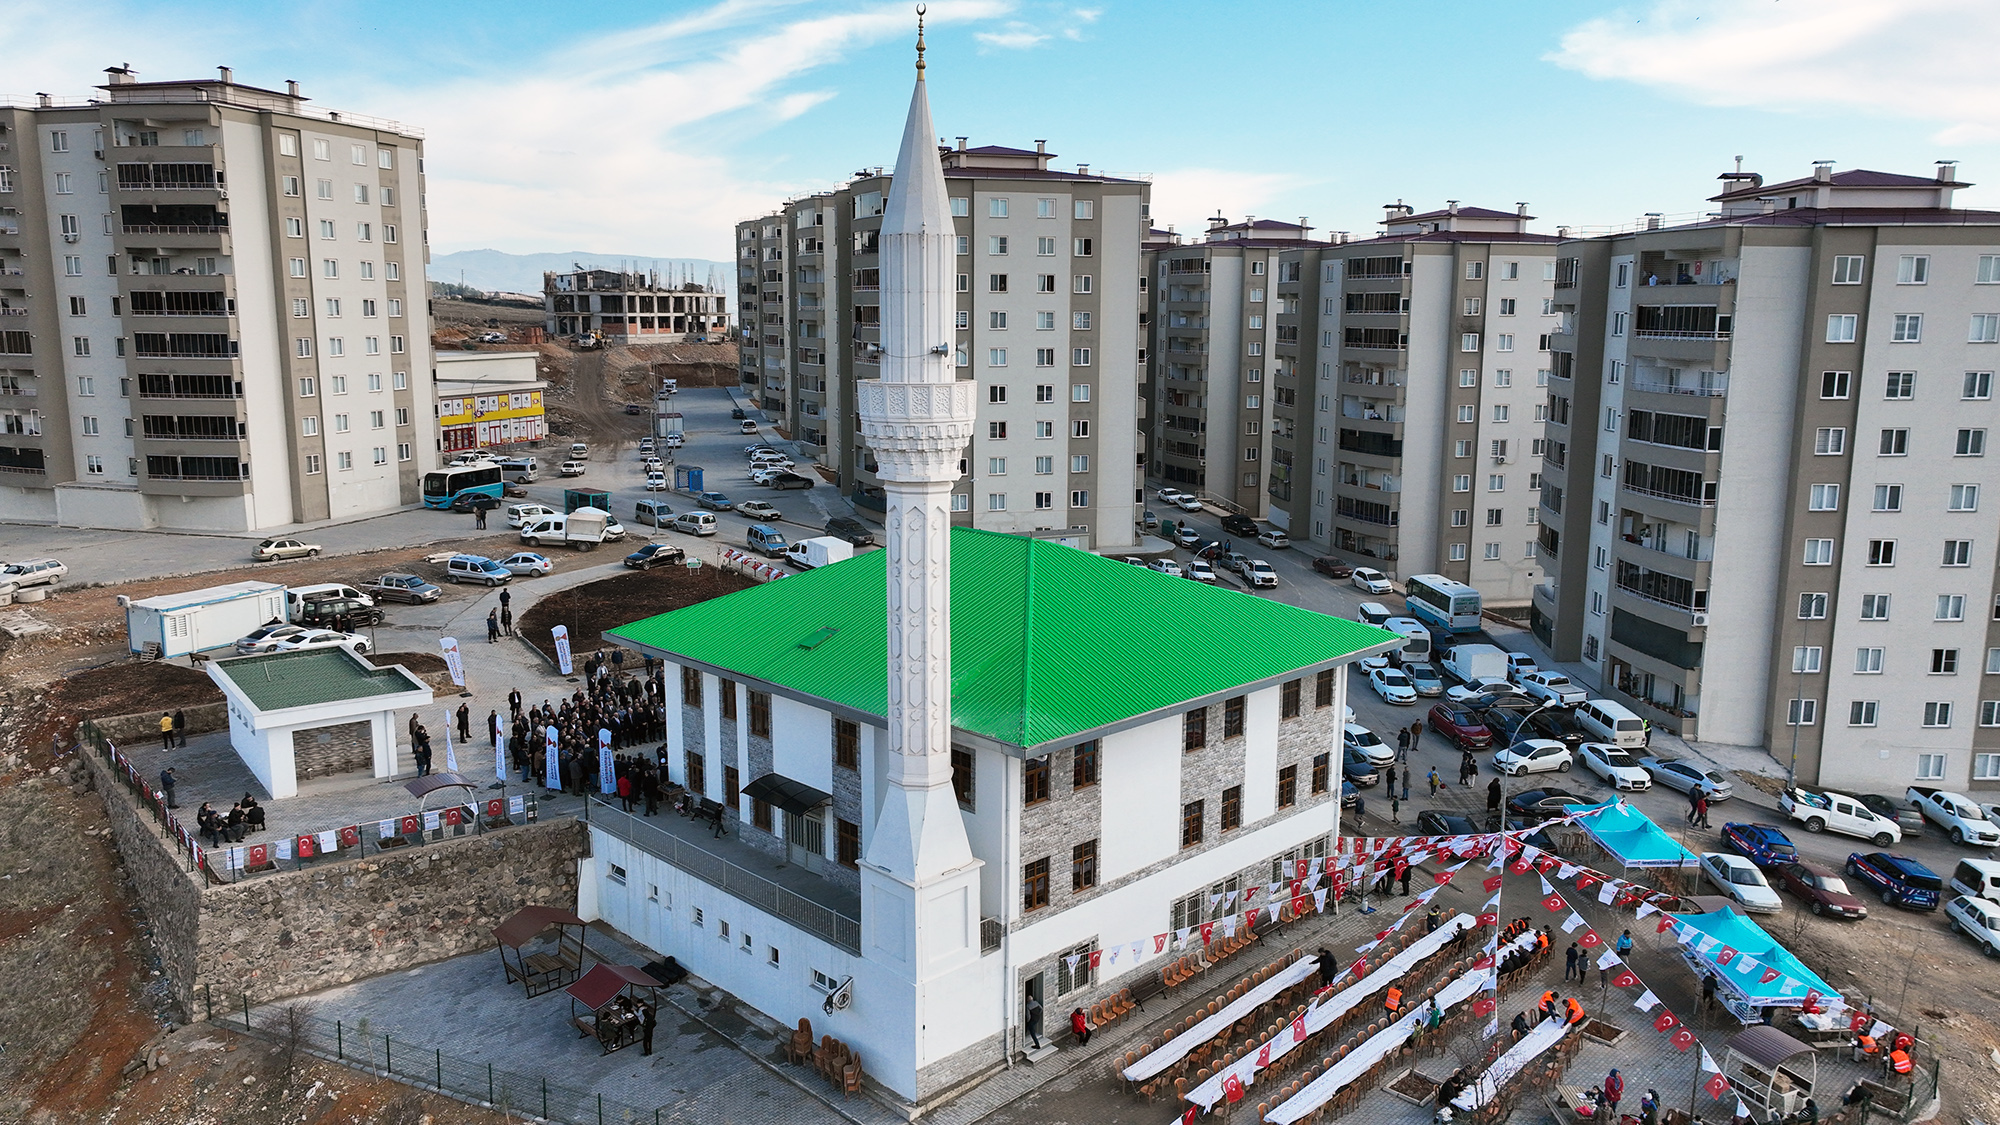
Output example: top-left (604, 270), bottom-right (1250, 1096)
top-left (1537, 163), bottom-right (2000, 791)
top-left (1260, 205), bottom-right (1559, 610)
top-left (434, 351), bottom-right (547, 452)
top-left (735, 138), bottom-right (1148, 550)
top-left (0, 66), bottom-right (435, 531)
top-left (542, 267), bottom-right (728, 342)
top-left (1143, 217), bottom-right (1328, 520)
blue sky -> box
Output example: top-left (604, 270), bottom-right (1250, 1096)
top-left (7, 0), bottom-right (1999, 260)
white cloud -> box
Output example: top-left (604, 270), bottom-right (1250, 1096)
top-left (1144, 168), bottom-right (1303, 236)
top-left (977, 24), bottom-right (1050, 49)
top-left (1548, 0), bottom-right (2000, 142)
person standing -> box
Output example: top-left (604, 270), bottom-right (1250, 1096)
top-left (1603, 1069), bottom-right (1625, 1119)
top-left (1428, 767), bottom-right (1441, 797)
top-left (487, 609), bottom-right (501, 644)
top-left (1616, 929), bottom-right (1634, 956)
top-left (1488, 776), bottom-right (1503, 813)
top-left (1400, 767), bottom-right (1411, 802)
top-left (456, 702), bottom-right (471, 743)
top-left (1410, 719), bottom-right (1424, 747)
top-left (1396, 729), bottom-right (1411, 763)
top-left (499, 586), bottom-right (511, 614)
top-left (1025, 993), bottom-right (1044, 1049)
top-left (1384, 764), bottom-right (1397, 797)
top-left (1398, 862), bottom-right (1413, 896)
top-left (1564, 942), bottom-right (1580, 982)
top-left (1315, 947), bottom-right (1341, 986)
top-left (488, 710), bottom-right (501, 750)
top-left (474, 505), bottom-right (487, 530)
top-left (159, 712), bottom-right (175, 752)
top-left (172, 709), bottom-right (187, 748)
top-left (158, 767), bottom-right (178, 809)
top-left (641, 1003), bottom-right (657, 1057)
top-left (1389, 790), bottom-right (1401, 824)
top-left (500, 605), bottom-right (514, 637)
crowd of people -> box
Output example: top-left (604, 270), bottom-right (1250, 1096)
top-left (195, 793), bottom-right (265, 846)
top-left (493, 652), bottom-right (672, 799)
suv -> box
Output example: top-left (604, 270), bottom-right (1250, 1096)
top-left (296, 594), bottom-right (384, 629)
top-left (1845, 852), bottom-right (1943, 911)
top-left (444, 555), bottom-right (512, 586)
top-left (824, 517), bottom-right (876, 547)
top-left (1, 558), bottom-right (66, 587)
top-left (1220, 514), bottom-right (1259, 538)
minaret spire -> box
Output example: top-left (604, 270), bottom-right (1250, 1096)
top-left (915, 5), bottom-right (927, 74)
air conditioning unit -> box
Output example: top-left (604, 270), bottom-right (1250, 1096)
top-left (822, 976), bottom-right (854, 1014)
top-left (1690, 612), bottom-right (1709, 627)
top-left (63, 232), bottom-right (80, 243)
top-left (1492, 456), bottom-right (1509, 465)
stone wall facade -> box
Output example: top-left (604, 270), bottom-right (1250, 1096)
top-left (94, 701), bottom-right (227, 745)
top-left (293, 719), bottom-right (373, 779)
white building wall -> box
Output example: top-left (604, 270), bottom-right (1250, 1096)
top-left (1469, 251), bottom-right (1557, 603)
top-left (1400, 254), bottom-right (1452, 574)
top-left (1098, 713), bottom-right (1181, 879)
top-left (1580, 253), bottom-right (1637, 680)
top-left (221, 117), bottom-right (295, 530)
top-left (37, 122), bottom-right (124, 484)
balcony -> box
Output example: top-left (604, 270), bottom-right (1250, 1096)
top-left (1629, 373), bottom-right (1728, 398)
top-left (586, 797), bottom-right (860, 953)
top-left (1620, 481), bottom-right (1716, 508)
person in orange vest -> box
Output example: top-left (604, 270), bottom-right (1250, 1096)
top-left (1385, 986), bottom-right (1403, 1016)
top-left (1540, 990), bottom-right (1559, 1020)
top-left (1888, 1049), bottom-right (1913, 1076)
top-left (1852, 1033), bottom-right (1879, 1062)
top-left (1564, 997), bottom-right (1585, 1025)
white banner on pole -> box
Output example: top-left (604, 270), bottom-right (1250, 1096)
top-left (444, 727), bottom-right (459, 774)
top-left (598, 728), bottom-right (615, 795)
top-left (552, 625), bottom-right (574, 676)
top-left (495, 732), bottom-right (508, 782)
top-left (545, 725), bottom-right (561, 792)
top-left (438, 637), bottom-right (466, 686)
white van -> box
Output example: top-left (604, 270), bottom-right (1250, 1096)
top-left (1381, 617), bottom-right (1432, 661)
top-left (1950, 858), bottom-right (2000, 904)
top-left (633, 499), bottom-right (674, 527)
top-left (520, 516), bottom-right (566, 546)
top-left (286, 583), bottom-right (374, 615)
top-left (1356, 602), bottom-right (1394, 626)
top-left (1575, 698), bottom-right (1649, 749)
top-left (670, 511), bottom-right (718, 536)
top-left (499, 457), bottom-right (538, 483)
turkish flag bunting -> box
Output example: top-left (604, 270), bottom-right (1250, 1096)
top-left (1674, 1028), bottom-right (1698, 1052)
top-left (1510, 858), bottom-right (1531, 874)
top-left (1542, 893), bottom-right (1567, 912)
top-left (1156, 934), bottom-right (1170, 953)
top-left (1804, 990), bottom-right (1822, 1013)
top-left (1257, 1043), bottom-right (1272, 1067)
top-left (1579, 930), bottom-right (1603, 948)
top-left (1535, 855), bottom-right (1558, 873)
top-left (1849, 1012), bottom-right (1870, 1032)
top-left (1474, 953), bottom-right (1496, 970)
top-left (1292, 1015), bottom-right (1307, 1042)
top-left (1433, 869), bottom-right (1454, 885)
top-left (1477, 911), bottom-right (1498, 927)
top-left (1484, 873), bottom-right (1504, 892)
top-left (1224, 1074), bottom-right (1246, 1103)
top-left (1183, 1107), bottom-right (1200, 1125)
top-left (1657, 916), bottom-right (1677, 934)
top-left (1655, 1011), bottom-right (1678, 1032)
top-left (338, 825), bottom-right (360, 849)
top-left (1473, 998), bottom-right (1497, 1016)
top-left (1705, 1074), bottom-right (1732, 1099)
top-left (1576, 873), bottom-right (1599, 890)
top-left (1089, 950), bottom-right (1103, 968)
top-left (1613, 970), bottom-right (1639, 989)
top-left (1760, 967), bottom-right (1781, 984)
top-left (1201, 922), bottom-right (1215, 945)
top-left (1716, 946), bottom-right (1737, 965)
top-left (1353, 958), bottom-right (1368, 977)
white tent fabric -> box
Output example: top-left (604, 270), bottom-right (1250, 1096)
top-left (1181, 913), bottom-right (1477, 1106)
top-left (1451, 1016), bottom-right (1574, 1109)
top-left (1262, 967), bottom-right (1492, 1125)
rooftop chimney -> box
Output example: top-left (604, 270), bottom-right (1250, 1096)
top-left (103, 65), bottom-right (136, 85)
top-left (36, 93), bottom-right (51, 108)
top-left (1645, 212), bottom-right (1663, 230)
top-left (1446, 200), bottom-right (1460, 214)
top-left (1812, 161), bottom-right (1834, 183)
top-left (955, 136), bottom-right (966, 150)
top-left (286, 79), bottom-right (300, 98)
top-left (1034, 139), bottom-right (1045, 153)
top-left (217, 66), bottom-right (233, 84)
top-left (1938, 160), bottom-right (1958, 182)
top-left (1516, 202), bottom-right (1530, 217)
top-left (1298, 216), bottom-right (1308, 229)
top-left (1076, 164), bottom-right (1088, 175)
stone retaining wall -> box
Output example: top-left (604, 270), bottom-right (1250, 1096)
top-left (92, 701), bottom-right (227, 745)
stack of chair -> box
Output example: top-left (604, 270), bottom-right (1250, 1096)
top-left (784, 1017), bottom-right (814, 1065)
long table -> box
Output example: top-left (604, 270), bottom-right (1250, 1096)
top-left (1181, 914), bottom-right (1476, 1108)
top-left (1451, 1014), bottom-right (1572, 1110)
top-left (1123, 952), bottom-right (1320, 1083)
top-left (1262, 966), bottom-right (1492, 1125)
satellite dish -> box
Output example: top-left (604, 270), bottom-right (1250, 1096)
top-left (822, 976), bottom-right (854, 1014)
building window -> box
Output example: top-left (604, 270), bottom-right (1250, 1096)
top-left (1183, 708), bottom-right (1207, 752)
top-left (1023, 857), bottom-right (1050, 912)
top-left (1860, 594), bottom-right (1890, 620)
top-left (1938, 594), bottom-right (1967, 621)
top-left (1873, 484), bottom-right (1903, 512)
top-left (1951, 484), bottom-right (1981, 511)
top-left (1923, 704), bottom-right (1953, 729)
top-left (1786, 699), bottom-right (1817, 726)
top-left (1803, 539), bottom-right (1834, 566)
top-left (1832, 255), bottom-right (1865, 285)
top-left (1072, 740), bottom-right (1099, 789)
top-left (1820, 370), bottom-right (1851, 399)
top-left (1024, 756), bottom-right (1051, 806)
top-left (1943, 539), bottom-right (1973, 566)
top-left (1799, 593), bottom-right (1828, 619)
top-left (1808, 484), bottom-right (1840, 511)
top-left (837, 819), bottom-right (860, 868)
top-left (1866, 539), bottom-right (1896, 566)
top-left (1814, 428), bottom-right (1846, 455)
top-left (1957, 429), bottom-right (1987, 456)
top-left (1793, 647), bottom-right (1823, 674)
top-left (1220, 786), bottom-right (1242, 832)
top-left (1933, 648), bottom-right (1961, 675)
top-left (951, 747), bottom-right (975, 809)
top-left (1180, 800), bottom-right (1204, 848)
top-left (1879, 428), bottom-right (1909, 456)
top-left (1277, 764), bottom-right (1298, 809)
top-left (1281, 679), bottom-right (1302, 718)
top-left (1071, 840), bottom-right (1098, 892)
top-left (1978, 753), bottom-right (2000, 778)
top-left (748, 691), bottom-right (771, 738)
top-left (1223, 695), bottom-right (1245, 738)
top-left (1316, 668), bottom-right (1335, 707)
top-left (1311, 752), bottom-right (1330, 795)
top-left (1972, 315), bottom-right (2000, 343)
top-left (834, 719), bottom-right (859, 770)
top-left (1849, 701), bottom-right (1879, 727)
top-left (1896, 255), bottom-right (1930, 284)
top-left (1826, 315), bottom-right (1857, 343)
top-left (1891, 314), bottom-right (1923, 342)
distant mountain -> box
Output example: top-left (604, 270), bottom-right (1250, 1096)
top-left (428, 249), bottom-right (732, 296)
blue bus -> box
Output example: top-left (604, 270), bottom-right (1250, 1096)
top-left (421, 463), bottom-right (504, 510)
top-left (1404, 573), bottom-right (1482, 633)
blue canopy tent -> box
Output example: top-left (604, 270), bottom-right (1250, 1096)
top-left (1672, 906), bottom-right (1840, 1022)
top-left (1563, 799), bottom-right (1701, 868)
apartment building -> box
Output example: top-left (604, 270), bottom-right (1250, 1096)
top-left (542, 267), bottom-right (728, 341)
top-left (735, 139), bottom-right (1148, 550)
top-left (0, 67), bottom-right (435, 532)
top-left (1537, 163), bottom-right (2000, 791)
top-left (1143, 217), bottom-right (1328, 520)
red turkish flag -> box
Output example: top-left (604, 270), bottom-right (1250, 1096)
top-left (1654, 1011), bottom-right (1678, 1032)
top-left (1184, 1107), bottom-right (1199, 1125)
top-left (1155, 934), bottom-right (1170, 953)
top-left (1613, 970), bottom-right (1639, 989)
top-left (486, 799), bottom-right (503, 817)
top-left (1474, 952), bottom-right (1496, 970)
top-left (246, 844), bottom-right (269, 868)
top-left (444, 806), bottom-right (462, 827)
top-left (1224, 1073), bottom-right (1246, 1103)
top-left (1243, 911), bottom-right (1257, 934)
top-left (1534, 855), bottom-right (1557, 873)
top-left (1760, 967), bottom-right (1781, 985)
top-left (338, 825), bottom-right (360, 849)
top-left (399, 815), bottom-right (421, 836)
top-left (1850, 1012), bottom-right (1870, 1032)
top-left (1353, 958), bottom-right (1368, 978)
top-left (1473, 998), bottom-right (1497, 1016)
top-left (1576, 873), bottom-right (1599, 890)
top-left (1705, 1073), bottom-right (1732, 1099)
top-left (1292, 1015), bottom-right (1306, 1042)
top-left (1542, 893), bottom-right (1567, 913)
top-left (1089, 950), bottom-right (1103, 969)
top-left (1484, 873), bottom-right (1504, 892)
top-left (1716, 946), bottom-right (1737, 965)
top-left (296, 834), bottom-right (317, 858)
top-left (1579, 930), bottom-right (1603, 948)
top-left (1804, 990), bottom-right (1822, 1013)
top-left (1510, 859), bottom-right (1531, 874)
top-left (1434, 869), bottom-right (1455, 885)
top-left (1657, 916), bottom-right (1676, 934)
top-left (1297, 859), bottom-right (1311, 880)
top-left (1200, 922), bottom-right (1215, 945)
top-left (1257, 1043), bottom-right (1272, 1067)
top-left (1675, 1029), bottom-right (1699, 1052)
top-left (1477, 911), bottom-right (1499, 927)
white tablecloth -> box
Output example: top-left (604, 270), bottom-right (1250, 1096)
top-left (1123, 952), bottom-right (1322, 1082)
top-left (1451, 1015), bottom-right (1572, 1110)
top-left (1262, 967), bottom-right (1491, 1125)
top-left (1181, 914), bottom-right (1476, 1107)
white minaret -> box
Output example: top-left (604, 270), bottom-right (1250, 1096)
top-left (854, 11), bottom-right (987, 1100)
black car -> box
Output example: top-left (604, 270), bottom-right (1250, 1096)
top-left (1506, 816), bottom-right (1558, 851)
top-left (1221, 514), bottom-right (1259, 537)
top-left (730, 407), bottom-right (748, 420)
top-left (1311, 556), bottom-right (1354, 579)
top-left (1415, 811), bottom-right (1480, 836)
top-left (624, 543), bottom-right (688, 570)
top-left (769, 472), bottom-right (816, 490)
top-left (1506, 787), bottom-right (1583, 822)
top-left (623, 404), bottom-right (646, 415)
top-left (824, 517), bottom-right (876, 547)
top-left (1519, 709), bottom-right (1588, 751)
top-left (450, 492), bottom-right (501, 513)
top-left (296, 594), bottom-right (384, 629)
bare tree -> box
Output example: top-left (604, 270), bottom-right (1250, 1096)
top-left (264, 1001), bottom-right (317, 1086)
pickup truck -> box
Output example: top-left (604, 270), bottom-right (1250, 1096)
top-left (1780, 787), bottom-right (1901, 847)
top-left (359, 573), bottom-right (441, 604)
top-left (1907, 786), bottom-right (2000, 846)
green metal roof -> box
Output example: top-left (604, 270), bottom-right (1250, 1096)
top-left (213, 648), bottom-right (428, 712)
top-left (608, 528), bottom-right (1398, 750)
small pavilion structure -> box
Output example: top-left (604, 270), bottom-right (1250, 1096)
top-left (1723, 1025), bottom-right (1820, 1118)
top-left (493, 905), bottom-right (590, 997)
top-left (205, 646), bottom-right (432, 798)
top-left (565, 963), bottom-right (661, 1054)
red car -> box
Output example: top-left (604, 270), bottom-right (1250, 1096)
top-left (1773, 861), bottom-right (1868, 920)
top-left (1312, 556), bottom-right (1355, 579)
top-left (1427, 704), bottom-right (1493, 751)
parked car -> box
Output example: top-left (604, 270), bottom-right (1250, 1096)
top-left (1240, 559), bottom-right (1278, 589)
top-left (670, 512), bottom-right (718, 536)
top-left (1700, 852), bottom-right (1784, 915)
top-left (1173, 494), bottom-right (1203, 512)
top-left (1311, 557), bottom-right (1354, 579)
top-left (823, 517), bottom-right (876, 546)
top-left (1516, 671), bottom-right (1587, 707)
top-left (503, 481), bottom-right (529, 498)
top-left (1428, 705), bottom-right (1494, 751)
top-left (449, 492), bottom-right (501, 513)
top-left (1772, 862), bottom-right (1868, 919)
top-left (769, 472), bottom-right (816, 490)
top-left (1344, 724), bottom-right (1394, 767)
top-left (736, 499), bottom-right (781, 522)
top-left (359, 573), bottom-right (440, 604)
top-left (1845, 852), bottom-right (1943, 911)
top-left (1185, 559), bottom-right (1217, 583)
top-left (1722, 823), bottom-right (1800, 868)
top-left (731, 407), bottom-right (749, 420)
top-left (624, 543), bottom-right (688, 570)
top-left (1156, 487), bottom-right (1189, 505)
top-left (506, 503), bottom-right (558, 529)
top-left (1493, 739), bottom-right (1573, 777)
top-left (263, 627), bottom-right (370, 656)
top-left (645, 472), bottom-right (670, 491)
top-left (1506, 787), bottom-right (1583, 823)
top-left (444, 554), bottom-right (512, 586)
top-left (1905, 787), bottom-right (2000, 847)
top-left (497, 551), bottom-right (554, 577)
top-left (1855, 793), bottom-right (1927, 835)
top-left (1944, 895), bottom-right (2000, 956)
top-left (696, 491), bottom-right (734, 511)
top-left (747, 447), bottom-right (787, 461)
top-left (1639, 756), bottom-right (1734, 800)
top-left (1343, 747), bottom-right (1379, 788)
top-left (251, 538), bottom-right (320, 561)
top-left (1220, 513), bottom-right (1259, 537)
top-left (1351, 567), bottom-right (1393, 595)
top-left (295, 594), bottom-right (382, 630)
top-left (1148, 558), bottom-right (1184, 578)
top-left (748, 466), bottom-right (785, 486)
top-left (1780, 788), bottom-right (1902, 847)
top-left (1415, 811), bottom-right (1481, 837)
top-left (236, 623), bottom-right (307, 654)
top-left (1446, 676), bottom-right (1520, 705)
top-left (559, 460), bottom-right (589, 477)
top-left (1175, 525), bottom-right (1204, 549)
top-left (1255, 529), bottom-right (1291, 550)
top-left (1403, 662), bottom-right (1445, 696)
top-left (1577, 743), bottom-right (1652, 791)
top-left (1502, 652), bottom-right (1539, 681)
top-left (1367, 666), bottom-right (1417, 705)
